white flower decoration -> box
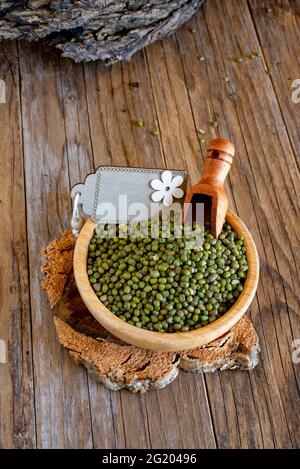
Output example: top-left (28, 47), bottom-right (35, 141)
top-left (150, 170), bottom-right (184, 207)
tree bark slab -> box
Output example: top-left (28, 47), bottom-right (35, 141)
top-left (41, 229), bottom-right (260, 393)
top-left (0, 0), bottom-right (204, 63)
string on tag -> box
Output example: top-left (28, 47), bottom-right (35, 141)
top-left (71, 192), bottom-right (84, 237)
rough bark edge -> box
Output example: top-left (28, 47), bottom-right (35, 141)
top-left (179, 316), bottom-right (260, 372)
top-left (0, 0), bottom-right (204, 63)
top-left (58, 0), bottom-right (204, 64)
top-left (40, 228), bottom-right (75, 307)
top-left (54, 316), bottom-right (179, 393)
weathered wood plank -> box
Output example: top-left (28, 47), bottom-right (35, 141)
top-left (178, 0), bottom-right (300, 447)
top-left (248, 0), bottom-right (300, 162)
top-left (18, 44), bottom-right (94, 448)
top-left (146, 374), bottom-right (216, 448)
top-left (140, 0), bottom-right (300, 448)
top-left (144, 34), bottom-right (264, 448)
top-left (83, 59), bottom-right (156, 449)
top-left (59, 58), bottom-right (95, 186)
top-left (59, 57), bottom-right (128, 450)
top-left (83, 52), bottom-right (217, 449)
top-left (83, 61), bottom-right (164, 170)
top-left (247, 0), bottom-right (300, 399)
top-left (0, 41), bottom-right (36, 449)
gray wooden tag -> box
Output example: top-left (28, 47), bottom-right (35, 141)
top-left (71, 166), bottom-right (188, 225)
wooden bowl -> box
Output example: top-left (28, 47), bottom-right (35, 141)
top-left (73, 210), bottom-right (259, 352)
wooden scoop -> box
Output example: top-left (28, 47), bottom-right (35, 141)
top-left (184, 138), bottom-right (235, 238)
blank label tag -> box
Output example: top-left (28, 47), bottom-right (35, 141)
top-left (71, 166), bottom-right (188, 224)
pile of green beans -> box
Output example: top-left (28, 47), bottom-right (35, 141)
top-left (87, 220), bottom-right (248, 333)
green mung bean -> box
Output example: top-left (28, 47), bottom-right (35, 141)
top-left (87, 219), bottom-right (248, 333)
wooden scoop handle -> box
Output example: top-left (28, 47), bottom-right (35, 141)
top-left (201, 138), bottom-right (235, 187)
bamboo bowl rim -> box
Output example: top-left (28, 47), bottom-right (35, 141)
top-left (73, 210), bottom-right (259, 352)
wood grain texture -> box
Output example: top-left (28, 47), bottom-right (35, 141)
top-left (18, 43), bottom-right (94, 449)
top-left (0, 41), bottom-right (36, 449)
top-left (82, 45), bottom-right (217, 448)
top-left (191, 0), bottom-right (300, 448)
top-left (0, 0), bottom-right (299, 449)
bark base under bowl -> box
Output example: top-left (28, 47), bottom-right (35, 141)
top-left (41, 229), bottom-right (260, 393)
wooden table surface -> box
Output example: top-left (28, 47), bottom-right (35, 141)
top-left (0, 0), bottom-right (299, 449)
